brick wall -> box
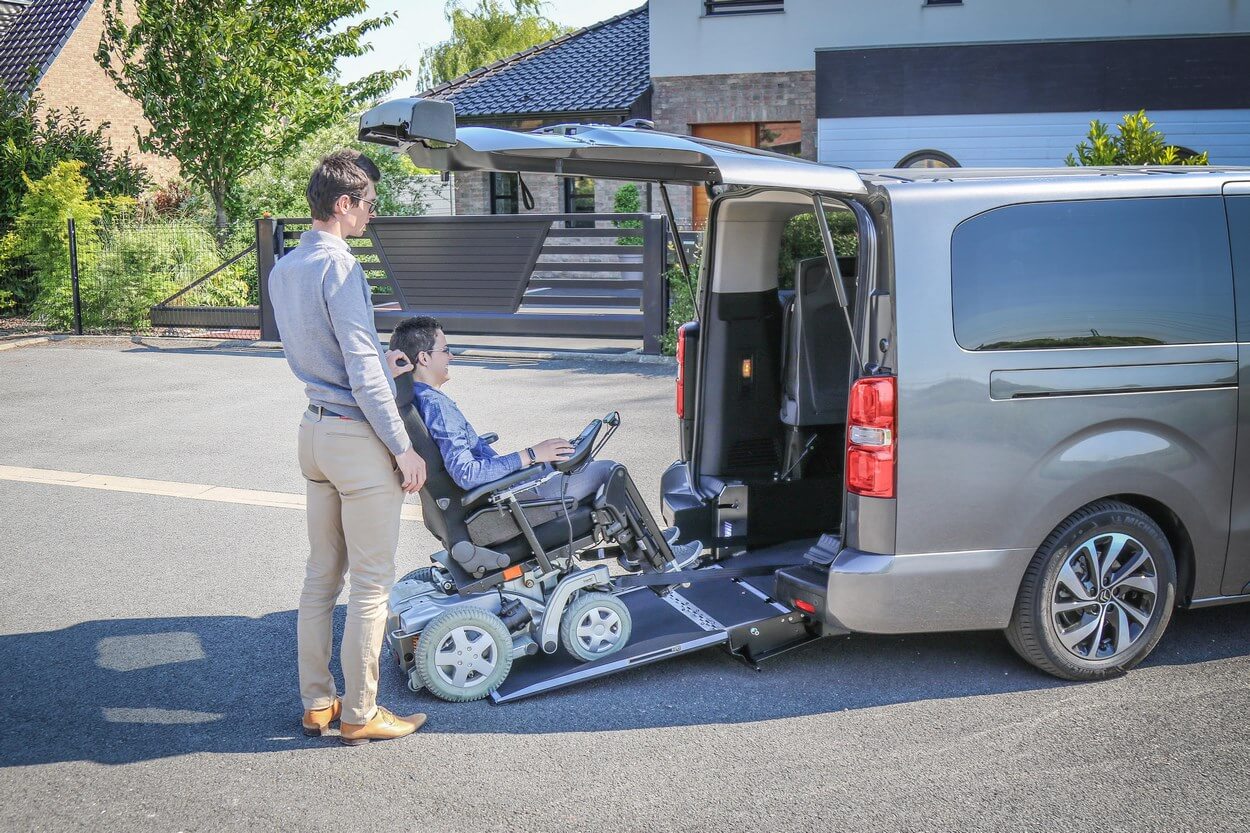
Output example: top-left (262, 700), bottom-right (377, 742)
top-left (35, 0), bottom-right (180, 184)
top-left (651, 69), bottom-right (816, 226)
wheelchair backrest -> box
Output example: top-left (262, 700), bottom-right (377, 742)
top-left (393, 372), bottom-right (472, 548)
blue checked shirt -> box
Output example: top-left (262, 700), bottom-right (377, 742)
top-left (413, 382), bottom-right (524, 489)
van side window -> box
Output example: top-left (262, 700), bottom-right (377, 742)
top-left (1225, 196), bottom-right (1250, 341)
top-left (951, 197), bottom-right (1234, 350)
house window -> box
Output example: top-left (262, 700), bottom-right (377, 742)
top-left (704, 0), bottom-right (783, 16)
top-left (490, 173), bottom-right (519, 214)
top-left (563, 177), bottom-right (596, 228)
top-left (897, 149), bottom-right (960, 169)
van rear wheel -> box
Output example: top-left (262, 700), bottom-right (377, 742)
top-left (1006, 500), bottom-right (1176, 681)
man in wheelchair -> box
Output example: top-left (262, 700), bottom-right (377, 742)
top-left (384, 316), bottom-right (702, 701)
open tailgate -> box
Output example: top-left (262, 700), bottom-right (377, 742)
top-left (359, 98), bottom-right (866, 196)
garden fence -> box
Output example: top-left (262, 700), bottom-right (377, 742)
top-left (0, 217), bottom-right (257, 336)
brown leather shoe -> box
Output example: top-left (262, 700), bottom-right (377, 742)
top-left (339, 706), bottom-right (427, 746)
top-left (301, 698), bottom-right (342, 737)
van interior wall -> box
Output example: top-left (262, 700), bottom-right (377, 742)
top-left (698, 192), bottom-right (852, 548)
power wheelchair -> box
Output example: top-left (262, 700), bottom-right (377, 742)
top-left (386, 373), bottom-right (703, 702)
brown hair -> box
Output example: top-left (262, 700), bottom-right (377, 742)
top-left (305, 150), bottom-right (382, 221)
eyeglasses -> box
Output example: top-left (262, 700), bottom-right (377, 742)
top-left (422, 346), bottom-right (453, 355)
top-left (351, 194), bottom-right (378, 215)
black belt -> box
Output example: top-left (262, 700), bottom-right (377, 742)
top-left (307, 404), bottom-right (354, 419)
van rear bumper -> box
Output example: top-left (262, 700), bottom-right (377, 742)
top-left (819, 545), bottom-right (1036, 634)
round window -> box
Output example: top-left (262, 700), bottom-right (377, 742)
top-left (897, 149), bottom-right (960, 169)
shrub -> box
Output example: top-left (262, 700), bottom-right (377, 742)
top-left (0, 162), bottom-right (122, 329)
top-left (87, 222), bottom-right (249, 330)
top-left (0, 89), bottom-right (149, 225)
top-left (613, 183), bottom-right (643, 246)
top-left (663, 239), bottom-right (701, 356)
top-left (776, 211), bottom-right (857, 289)
top-left (1066, 110), bottom-right (1209, 166)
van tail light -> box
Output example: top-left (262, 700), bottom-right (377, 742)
top-left (675, 323), bottom-right (689, 418)
top-left (846, 376), bottom-right (896, 498)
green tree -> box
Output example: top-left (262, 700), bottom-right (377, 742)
top-left (229, 115), bottom-right (429, 221)
top-left (418, 0), bottom-right (569, 90)
top-left (1066, 110), bottom-right (1209, 166)
top-left (96, 0), bottom-right (409, 233)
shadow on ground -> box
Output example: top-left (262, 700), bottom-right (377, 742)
top-left (1, 603), bottom-right (1246, 767)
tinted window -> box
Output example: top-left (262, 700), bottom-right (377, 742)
top-left (1225, 195), bottom-right (1250, 340)
top-left (952, 197), bottom-right (1234, 350)
top-left (490, 173), bottom-right (518, 215)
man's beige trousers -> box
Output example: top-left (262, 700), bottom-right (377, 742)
top-left (296, 411), bottom-right (403, 725)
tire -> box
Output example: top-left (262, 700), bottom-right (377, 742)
top-left (414, 607), bottom-right (513, 702)
top-left (398, 567), bottom-right (435, 584)
top-left (1006, 500), bottom-right (1177, 681)
top-left (560, 591), bottom-right (633, 663)
top-left (398, 566), bottom-right (454, 593)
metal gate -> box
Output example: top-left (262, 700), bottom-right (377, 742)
top-left (258, 212), bottom-right (670, 355)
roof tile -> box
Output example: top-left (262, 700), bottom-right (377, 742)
top-left (422, 4), bottom-right (649, 119)
top-left (0, 0), bottom-right (92, 96)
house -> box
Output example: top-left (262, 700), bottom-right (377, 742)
top-left (420, 4), bottom-right (652, 219)
top-left (0, 0), bottom-right (177, 181)
top-left (650, 0), bottom-right (1250, 224)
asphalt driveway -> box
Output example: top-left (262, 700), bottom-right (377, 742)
top-left (1, 340), bottom-right (1248, 832)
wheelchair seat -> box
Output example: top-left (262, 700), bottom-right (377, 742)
top-left (393, 374), bottom-right (596, 576)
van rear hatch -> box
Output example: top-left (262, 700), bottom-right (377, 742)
top-left (358, 98), bottom-right (867, 195)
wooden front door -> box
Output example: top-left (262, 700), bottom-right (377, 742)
top-left (691, 123), bottom-right (757, 229)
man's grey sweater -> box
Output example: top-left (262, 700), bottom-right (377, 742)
top-left (268, 229), bottom-right (410, 456)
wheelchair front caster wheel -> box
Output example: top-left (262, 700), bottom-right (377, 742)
top-left (560, 592), bottom-right (633, 663)
top-left (415, 607), bottom-right (513, 702)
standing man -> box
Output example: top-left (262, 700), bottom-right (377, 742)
top-left (269, 150), bottom-right (428, 746)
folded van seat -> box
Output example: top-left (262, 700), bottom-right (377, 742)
top-left (780, 257), bottom-right (855, 427)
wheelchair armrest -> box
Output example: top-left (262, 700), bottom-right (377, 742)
top-left (479, 433), bottom-right (499, 445)
top-left (461, 463), bottom-right (546, 508)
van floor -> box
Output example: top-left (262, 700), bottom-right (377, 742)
top-left (491, 537), bottom-right (820, 703)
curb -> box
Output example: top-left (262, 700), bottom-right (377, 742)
top-left (0, 335), bottom-right (51, 351)
top-left (2, 332), bottom-right (677, 366)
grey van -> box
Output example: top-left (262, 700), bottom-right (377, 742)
top-left (362, 98), bottom-right (1250, 681)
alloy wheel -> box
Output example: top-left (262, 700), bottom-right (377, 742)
top-left (1051, 532), bottom-right (1158, 661)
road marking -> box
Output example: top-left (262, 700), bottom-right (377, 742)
top-left (0, 464), bottom-right (424, 521)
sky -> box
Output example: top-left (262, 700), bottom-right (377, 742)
top-left (336, 0), bottom-right (644, 94)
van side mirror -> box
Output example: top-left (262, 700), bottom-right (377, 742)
top-left (358, 98), bottom-right (457, 148)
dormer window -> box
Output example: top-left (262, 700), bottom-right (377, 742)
top-left (704, 0), bottom-right (784, 16)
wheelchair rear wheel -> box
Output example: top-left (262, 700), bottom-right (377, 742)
top-left (398, 566), bottom-right (454, 594)
top-left (415, 607), bottom-right (514, 702)
top-left (560, 592), bottom-right (633, 663)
